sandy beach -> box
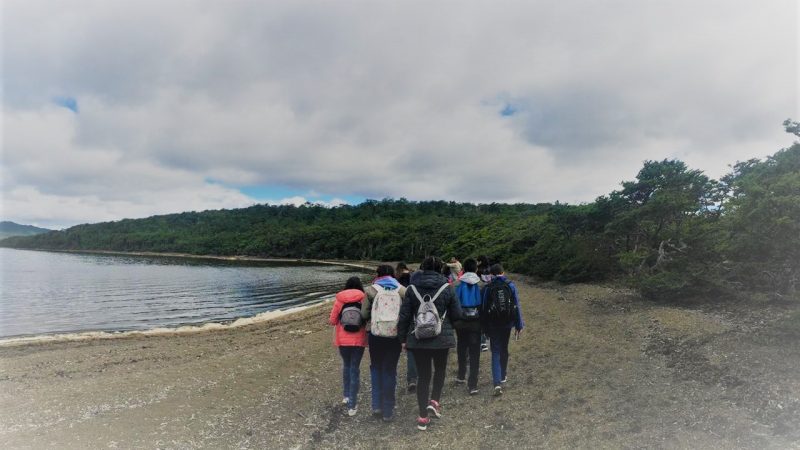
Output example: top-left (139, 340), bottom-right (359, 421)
top-left (1, 278), bottom-right (798, 449)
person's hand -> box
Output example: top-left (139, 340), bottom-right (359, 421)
top-left (514, 329), bottom-right (522, 340)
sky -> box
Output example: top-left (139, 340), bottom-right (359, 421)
top-left (2, 0), bottom-right (797, 230)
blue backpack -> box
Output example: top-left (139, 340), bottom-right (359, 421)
top-left (456, 282), bottom-right (482, 320)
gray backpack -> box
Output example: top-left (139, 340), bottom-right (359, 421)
top-left (409, 284), bottom-right (450, 339)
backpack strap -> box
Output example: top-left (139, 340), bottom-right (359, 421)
top-left (430, 283), bottom-right (450, 302)
top-left (431, 283), bottom-right (450, 319)
top-left (409, 285), bottom-right (424, 305)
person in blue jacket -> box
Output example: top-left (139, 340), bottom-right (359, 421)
top-left (480, 263), bottom-right (524, 396)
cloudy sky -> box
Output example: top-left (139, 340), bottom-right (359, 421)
top-left (2, 0), bottom-right (797, 229)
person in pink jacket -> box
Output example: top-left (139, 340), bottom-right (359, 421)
top-left (329, 276), bottom-right (368, 416)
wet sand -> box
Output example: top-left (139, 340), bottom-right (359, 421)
top-left (1, 279), bottom-right (798, 449)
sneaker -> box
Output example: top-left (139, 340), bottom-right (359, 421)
top-left (416, 416), bottom-right (430, 431)
top-left (426, 399), bottom-right (442, 418)
top-left (407, 382), bottom-right (417, 393)
top-left (494, 385), bottom-right (503, 396)
top-left (480, 344), bottom-right (489, 352)
top-left (469, 388), bottom-right (479, 395)
top-left (342, 397), bottom-right (349, 405)
top-left (382, 414), bottom-right (395, 423)
top-left (455, 377), bottom-right (466, 384)
top-left (500, 377), bottom-right (508, 384)
top-left (372, 409), bottom-right (383, 419)
top-left (347, 407), bottom-right (358, 417)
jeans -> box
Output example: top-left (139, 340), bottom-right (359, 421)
top-left (407, 349), bottom-right (418, 385)
top-left (486, 328), bottom-right (512, 386)
top-left (338, 346), bottom-right (364, 409)
top-left (412, 348), bottom-right (449, 418)
top-left (455, 328), bottom-right (481, 389)
top-left (368, 333), bottom-right (401, 418)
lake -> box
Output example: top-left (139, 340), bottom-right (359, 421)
top-left (0, 248), bottom-right (368, 338)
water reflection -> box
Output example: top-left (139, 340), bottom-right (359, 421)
top-left (0, 248), bottom-right (369, 338)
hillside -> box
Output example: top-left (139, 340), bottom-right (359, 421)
top-left (0, 221), bottom-right (51, 240)
top-left (2, 140), bottom-right (798, 302)
top-left (1, 279), bottom-right (797, 448)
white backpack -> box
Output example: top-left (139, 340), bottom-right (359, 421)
top-left (410, 284), bottom-right (450, 340)
top-left (370, 284), bottom-right (403, 337)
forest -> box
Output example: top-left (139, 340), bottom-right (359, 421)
top-left (3, 122), bottom-right (798, 301)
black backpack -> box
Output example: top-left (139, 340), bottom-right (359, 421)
top-left (483, 279), bottom-right (516, 325)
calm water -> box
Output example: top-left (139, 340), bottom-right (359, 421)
top-left (0, 248), bottom-right (367, 338)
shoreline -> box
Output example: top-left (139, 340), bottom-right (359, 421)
top-left (5, 247), bottom-right (379, 272)
top-left (0, 301), bottom-right (330, 348)
top-left (0, 248), bottom-right (378, 348)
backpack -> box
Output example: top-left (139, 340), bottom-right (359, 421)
top-left (456, 282), bottom-right (482, 321)
top-left (370, 284), bottom-right (403, 337)
top-left (483, 279), bottom-right (517, 325)
top-left (409, 283), bottom-right (450, 340)
top-left (340, 302), bottom-right (363, 332)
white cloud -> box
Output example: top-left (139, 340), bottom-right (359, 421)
top-left (2, 0), bottom-right (797, 227)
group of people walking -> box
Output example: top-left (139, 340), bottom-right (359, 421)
top-left (328, 256), bottom-right (524, 431)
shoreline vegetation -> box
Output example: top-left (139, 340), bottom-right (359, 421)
top-left (1, 276), bottom-right (798, 448)
top-left (3, 128), bottom-right (798, 303)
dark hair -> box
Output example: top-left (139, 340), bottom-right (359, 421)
top-left (395, 261), bottom-right (409, 273)
top-left (463, 258), bottom-right (478, 273)
top-left (490, 263), bottom-right (504, 276)
top-left (345, 276), bottom-right (364, 291)
top-left (376, 264), bottom-right (394, 277)
top-left (420, 256), bottom-right (443, 273)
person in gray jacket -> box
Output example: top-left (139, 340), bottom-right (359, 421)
top-left (397, 256), bottom-right (463, 431)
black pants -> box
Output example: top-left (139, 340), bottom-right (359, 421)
top-left (455, 328), bottom-right (481, 389)
top-left (412, 348), bottom-right (449, 418)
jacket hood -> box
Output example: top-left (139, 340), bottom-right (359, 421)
top-left (412, 270), bottom-right (450, 289)
top-left (336, 289), bottom-right (365, 303)
top-left (458, 272), bottom-right (480, 285)
top-left (373, 276), bottom-right (401, 290)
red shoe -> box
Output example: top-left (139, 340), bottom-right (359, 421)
top-left (426, 399), bottom-right (442, 418)
top-left (416, 416), bottom-right (430, 431)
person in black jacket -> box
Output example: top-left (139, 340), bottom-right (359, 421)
top-left (397, 256), bottom-right (463, 431)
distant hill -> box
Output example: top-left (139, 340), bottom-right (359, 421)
top-left (0, 221), bottom-right (52, 240)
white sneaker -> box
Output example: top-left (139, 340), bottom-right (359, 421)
top-left (342, 397), bottom-right (349, 405)
top-left (347, 408), bottom-right (358, 417)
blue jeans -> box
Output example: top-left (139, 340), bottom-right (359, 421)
top-left (339, 346), bottom-right (364, 409)
top-left (368, 333), bottom-right (401, 418)
top-left (407, 349), bottom-right (418, 384)
top-left (486, 328), bottom-right (512, 386)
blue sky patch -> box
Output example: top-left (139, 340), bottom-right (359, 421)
top-left (53, 96), bottom-right (79, 113)
top-left (500, 103), bottom-right (518, 117)
top-left (238, 184), bottom-right (365, 205)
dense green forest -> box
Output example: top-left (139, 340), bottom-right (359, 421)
top-left (4, 122), bottom-right (799, 301)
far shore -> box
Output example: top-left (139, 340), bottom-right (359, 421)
top-left (7, 247), bottom-right (381, 272)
